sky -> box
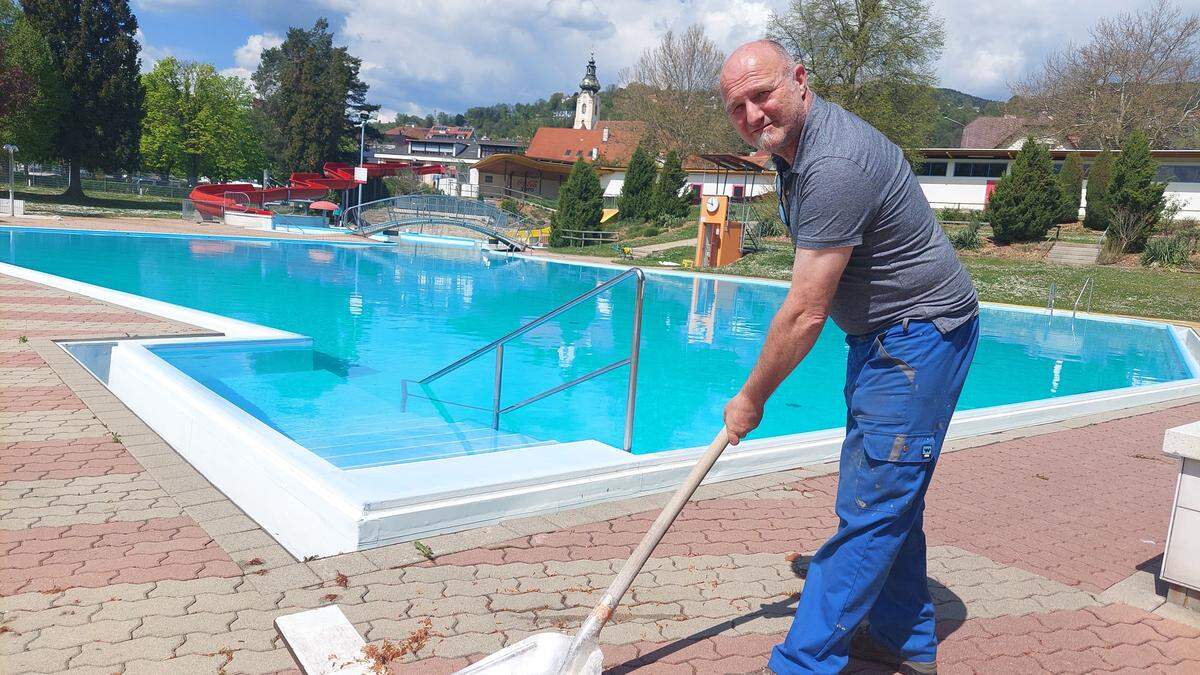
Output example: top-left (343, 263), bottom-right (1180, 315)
top-left (132, 0), bottom-right (1200, 122)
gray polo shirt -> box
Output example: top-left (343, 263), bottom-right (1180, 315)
top-left (775, 94), bottom-right (978, 336)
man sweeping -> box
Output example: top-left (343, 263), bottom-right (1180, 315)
top-left (719, 41), bottom-right (979, 674)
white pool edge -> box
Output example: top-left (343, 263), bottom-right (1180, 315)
top-left (4, 256), bottom-right (1199, 560)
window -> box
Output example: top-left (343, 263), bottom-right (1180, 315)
top-left (732, 185), bottom-right (745, 201)
top-left (564, 150), bottom-right (571, 156)
top-left (689, 184), bottom-right (701, 203)
top-left (483, 175), bottom-right (493, 184)
top-left (953, 161), bottom-right (1007, 178)
top-left (1157, 165), bottom-right (1200, 183)
top-left (916, 161), bottom-right (948, 176)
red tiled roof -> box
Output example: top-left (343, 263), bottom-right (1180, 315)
top-left (959, 115), bottom-right (1071, 149)
top-left (525, 121), bottom-right (647, 165)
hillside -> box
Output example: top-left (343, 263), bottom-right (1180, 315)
top-left (931, 87), bottom-right (1006, 147)
top-left (383, 85), bottom-right (1005, 147)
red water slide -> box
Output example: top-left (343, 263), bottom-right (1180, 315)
top-left (188, 161), bottom-right (445, 220)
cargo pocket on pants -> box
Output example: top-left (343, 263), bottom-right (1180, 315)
top-left (853, 431), bottom-right (935, 514)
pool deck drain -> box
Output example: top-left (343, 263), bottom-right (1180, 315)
top-left (2, 228), bottom-right (1200, 672)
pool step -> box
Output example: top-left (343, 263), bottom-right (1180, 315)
top-left (299, 407), bottom-right (552, 469)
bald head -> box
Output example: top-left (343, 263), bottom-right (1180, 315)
top-left (719, 40), bottom-right (811, 157)
top-left (722, 40), bottom-right (795, 88)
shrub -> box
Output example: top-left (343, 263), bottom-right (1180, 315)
top-left (986, 136), bottom-right (1063, 243)
top-left (550, 158), bottom-right (603, 247)
top-left (498, 197), bottom-right (519, 214)
top-left (1057, 153), bottom-right (1084, 223)
top-left (617, 144), bottom-right (656, 221)
top-left (1104, 130), bottom-right (1167, 255)
top-left (1083, 149), bottom-right (1114, 231)
top-left (1140, 231), bottom-right (1198, 267)
top-left (749, 192), bottom-right (786, 237)
top-left (650, 150), bottom-right (690, 219)
top-left (935, 207), bottom-right (974, 223)
top-left (949, 221), bottom-right (982, 250)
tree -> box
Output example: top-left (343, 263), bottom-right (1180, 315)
top-left (0, 2), bottom-right (32, 121)
top-left (551, 158), bottom-right (603, 246)
top-left (140, 58), bottom-right (265, 183)
top-left (986, 136), bottom-right (1062, 243)
top-left (1057, 153), bottom-right (1084, 223)
top-left (252, 18), bottom-right (373, 173)
top-left (618, 144), bottom-right (656, 221)
top-left (614, 25), bottom-right (746, 157)
top-left (1013, 1), bottom-right (1200, 149)
top-left (1083, 149), bottom-right (1114, 231)
top-left (1104, 130), bottom-right (1168, 256)
top-left (22, 0), bottom-right (143, 199)
top-left (767, 0), bottom-right (945, 164)
top-left (651, 150), bottom-right (690, 219)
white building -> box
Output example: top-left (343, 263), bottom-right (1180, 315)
top-left (917, 148), bottom-right (1200, 218)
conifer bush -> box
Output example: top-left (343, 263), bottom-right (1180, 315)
top-left (618, 144), bottom-right (656, 221)
top-left (1057, 152), bottom-right (1083, 223)
top-left (1083, 150), bottom-right (1114, 231)
top-left (550, 158), bottom-right (603, 247)
top-left (985, 136), bottom-right (1062, 243)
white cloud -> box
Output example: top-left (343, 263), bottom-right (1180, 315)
top-left (335, 0), bottom-right (775, 117)
top-left (221, 32), bottom-right (284, 84)
top-left (135, 28), bottom-right (173, 72)
top-left (927, 0), bottom-right (1188, 100)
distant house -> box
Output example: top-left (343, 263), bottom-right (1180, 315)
top-left (960, 115), bottom-right (1077, 150)
top-left (370, 126), bottom-right (526, 164)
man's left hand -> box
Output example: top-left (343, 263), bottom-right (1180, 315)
top-left (724, 391), bottom-right (764, 445)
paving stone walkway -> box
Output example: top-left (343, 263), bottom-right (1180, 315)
top-left (1, 267), bottom-right (1199, 674)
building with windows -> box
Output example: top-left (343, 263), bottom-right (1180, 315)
top-left (370, 125), bottom-right (526, 165)
top-left (918, 147), bottom-right (1200, 218)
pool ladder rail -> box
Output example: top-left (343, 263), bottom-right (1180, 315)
top-left (401, 267), bottom-right (646, 453)
top-left (1045, 276), bottom-right (1095, 321)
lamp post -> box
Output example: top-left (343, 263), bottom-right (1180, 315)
top-left (2, 145), bottom-right (16, 217)
top-left (356, 111), bottom-right (371, 209)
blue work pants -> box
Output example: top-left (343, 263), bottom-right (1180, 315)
top-left (769, 317), bottom-right (979, 673)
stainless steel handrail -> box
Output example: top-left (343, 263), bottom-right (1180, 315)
top-left (1046, 281), bottom-right (1057, 319)
top-left (1072, 277), bottom-right (1094, 319)
top-left (403, 267), bottom-right (646, 452)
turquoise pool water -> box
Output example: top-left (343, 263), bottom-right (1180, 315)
top-left (2, 227), bottom-right (1195, 468)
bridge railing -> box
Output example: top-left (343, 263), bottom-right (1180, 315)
top-left (343, 193), bottom-right (534, 250)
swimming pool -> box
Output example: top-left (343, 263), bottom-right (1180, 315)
top-left (3, 226), bottom-right (1198, 555)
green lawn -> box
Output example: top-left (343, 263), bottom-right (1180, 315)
top-left (551, 238), bottom-right (1199, 323)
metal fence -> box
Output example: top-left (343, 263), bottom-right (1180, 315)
top-left (0, 162), bottom-right (191, 200)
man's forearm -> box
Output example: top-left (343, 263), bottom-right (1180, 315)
top-left (741, 301), bottom-right (826, 404)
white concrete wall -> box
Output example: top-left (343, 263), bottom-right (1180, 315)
top-left (918, 176), bottom-right (1200, 219)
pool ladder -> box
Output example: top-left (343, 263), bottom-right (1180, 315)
top-left (1045, 276), bottom-right (1095, 320)
top-left (401, 267), bottom-right (646, 453)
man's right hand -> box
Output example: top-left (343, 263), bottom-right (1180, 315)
top-left (724, 390), bottom-right (764, 445)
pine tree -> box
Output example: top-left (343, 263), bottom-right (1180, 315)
top-left (651, 150), bottom-right (690, 219)
top-left (1056, 153), bottom-right (1083, 224)
top-left (618, 144), bottom-right (656, 221)
top-left (1106, 130), bottom-right (1167, 254)
top-left (551, 158), bottom-right (603, 247)
top-left (1083, 149), bottom-right (1114, 232)
top-left (253, 18), bottom-right (373, 173)
top-left (23, 0), bottom-right (144, 199)
top-left (986, 136), bottom-right (1062, 244)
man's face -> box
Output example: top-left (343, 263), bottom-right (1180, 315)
top-left (721, 54), bottom-right (807, 156)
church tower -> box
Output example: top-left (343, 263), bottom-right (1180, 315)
top-left (573, 54), bottom-right (600, 130)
